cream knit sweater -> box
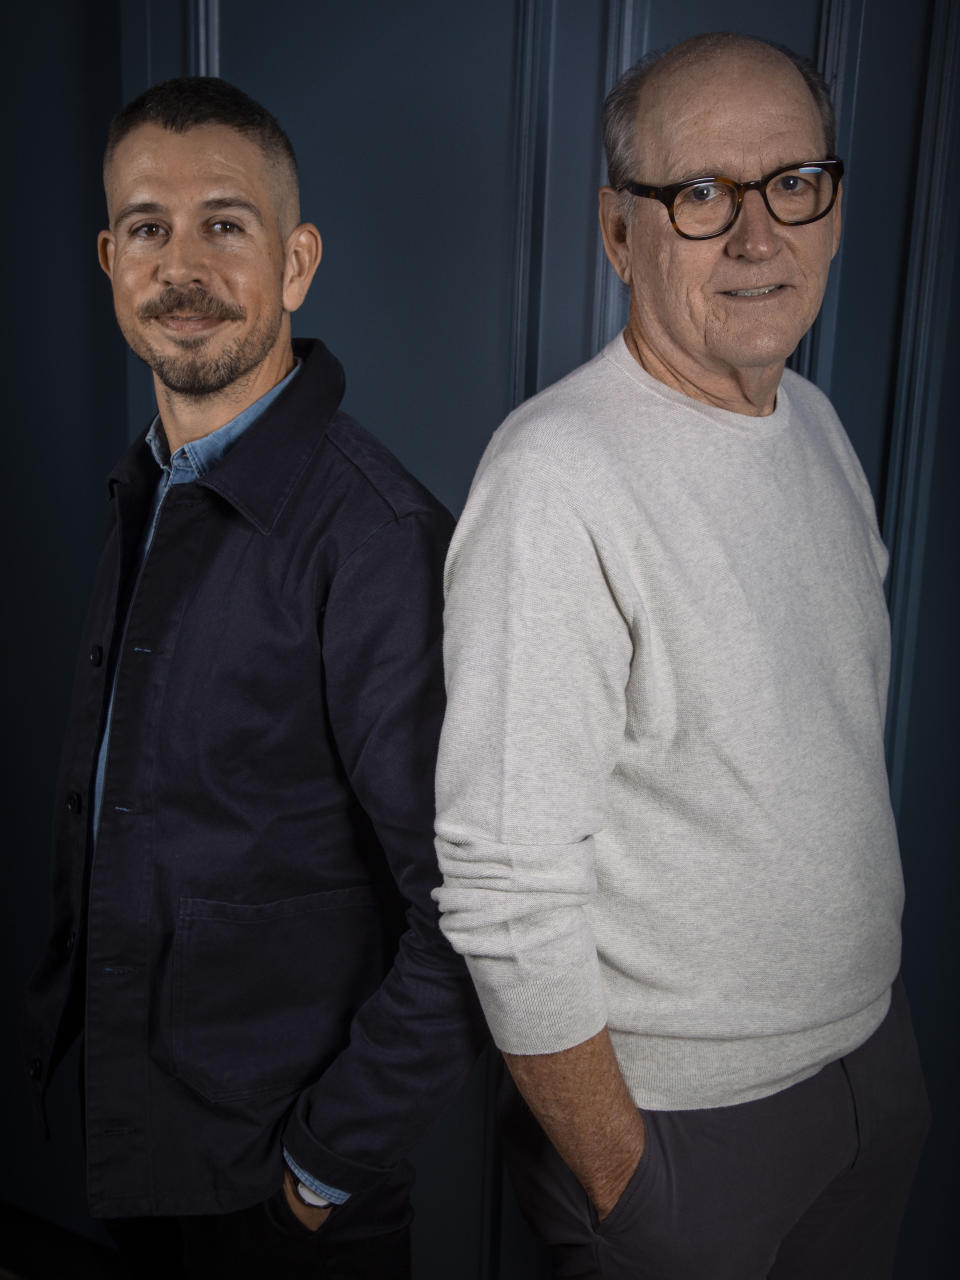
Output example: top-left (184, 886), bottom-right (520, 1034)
top-left (435, 335), bottom-right (903, 1109)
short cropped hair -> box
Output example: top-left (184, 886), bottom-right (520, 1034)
top-left (104, 75), bottom-right (299, 189)
top-left (602, 33), bottom-right (837, 193)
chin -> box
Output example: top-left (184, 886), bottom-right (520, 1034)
top-left (725, 317), bottom-right (811, 363)
top-left (711, 341), bottom-right (797, 372)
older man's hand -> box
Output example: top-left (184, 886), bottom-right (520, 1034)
top-left (504, 1027), bottom-right (647, 1221)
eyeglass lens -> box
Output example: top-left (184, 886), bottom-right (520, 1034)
top-left (673, 165), bottom-right (835, 237)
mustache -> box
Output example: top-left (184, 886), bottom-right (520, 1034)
top-left (137, 287), bottom-right (245, 322)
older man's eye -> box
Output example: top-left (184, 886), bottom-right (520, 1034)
top-left (688, 182), bottom-right (723, 203)
top-left (132, 222), bottom-right (164, 238)
top-left (210, 220), bottom-right (242, 234)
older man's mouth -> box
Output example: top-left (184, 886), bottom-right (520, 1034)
top-left (721, 285), bottom-right (784, 297)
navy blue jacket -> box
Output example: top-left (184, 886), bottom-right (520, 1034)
top-left (24, 338), bottom-right (483, 1218)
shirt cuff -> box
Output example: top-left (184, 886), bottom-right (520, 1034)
top-left (283, 1148), bottom-right (352, 1204)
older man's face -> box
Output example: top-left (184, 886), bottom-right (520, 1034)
top-left (606, 50), bottom-right (841, 401)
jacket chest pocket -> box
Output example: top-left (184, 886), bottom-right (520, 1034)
top-left (171, 885), bottom-right (386, 1102)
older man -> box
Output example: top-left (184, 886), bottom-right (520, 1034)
top-left (23, 77), bottom-right (481, 1278)
top-left (436, 33), bottom-right (928, 1279)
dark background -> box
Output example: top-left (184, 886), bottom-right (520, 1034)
top-left (2, 1), bottom-right (957, 1276)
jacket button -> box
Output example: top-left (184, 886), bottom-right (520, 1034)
top-left (64, 929), bottom-right (77, 954)
top-left (89, 644), bottom-right (103, 667)
top-left (66, 791), bottom-right (82, 815)
top-left (28, 1058), bottom-right (42, 1081)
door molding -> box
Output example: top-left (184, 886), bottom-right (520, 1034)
top-left (186, 0), bottom-right (221, 77)
top-left (508, 0), bottom-right (554, 406)
top-left (882, 0), bottom-right (959, 813)
top-left (590, 0), bottom-right (651, 352)
top-left (792, 0), bottom-right (864, 395)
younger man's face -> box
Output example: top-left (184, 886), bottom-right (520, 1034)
top-left (99, 122), bottom-right (294, 397)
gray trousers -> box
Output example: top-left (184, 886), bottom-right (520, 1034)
top-left (500, 979), bottom-right (930, 1279)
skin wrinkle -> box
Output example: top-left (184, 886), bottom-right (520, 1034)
top-left (599, 46), bottom-right (841, 417)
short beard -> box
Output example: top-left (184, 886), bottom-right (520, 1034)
top-left (144, 325), bottom-right (280, 397)
top-left (126, 285), bottom-right (283, 398)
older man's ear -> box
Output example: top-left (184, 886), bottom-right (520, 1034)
top-left (598, 187), bottom-right (633, 285)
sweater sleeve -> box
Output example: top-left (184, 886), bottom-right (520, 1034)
top-left (434, 449), bottom-right (634, 1055)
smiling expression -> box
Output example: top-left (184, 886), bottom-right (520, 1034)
top-left (99, 123), bottom-right (300, 399)
top-left (601, 47), bottom-right (842, 412)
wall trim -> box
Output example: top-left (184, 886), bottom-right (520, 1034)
top-left (590, 0), bottom-right (649, 352)
top-left (791, 0), bottom-right (863, 393)
top-left (883, 0), bottom-right (960, 813)
top-left (509, 0), bottom-right (553, 408)
top-left (187, 0), bottom-right (221, 77)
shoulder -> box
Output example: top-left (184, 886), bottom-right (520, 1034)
top-left (468, 339), bottom-right (696, 524)
top-left (779, 368), bottom-right (883, 542)
top-left (779, 368), bottom-right (864, 475)
top-left (307, 413), bottom-right (454, 546)
top-left (477, 340), bottom-right (653, 490)
top-left (779, 367), bottom-right (839, 420)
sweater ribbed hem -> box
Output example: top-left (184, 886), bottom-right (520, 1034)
top-left (613, 986), bottom-right (891, 1110)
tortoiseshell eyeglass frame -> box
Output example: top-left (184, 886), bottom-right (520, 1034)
top-left (617, 158), bottom-right (845, 240)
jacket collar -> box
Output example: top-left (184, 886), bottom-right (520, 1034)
top-left (108, 339), bottom-right (347, 534)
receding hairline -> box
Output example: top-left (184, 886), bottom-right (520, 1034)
top-left (603, 32), bottom-right (837, 197)
top-left (640, 36), bottom-right (824, 134)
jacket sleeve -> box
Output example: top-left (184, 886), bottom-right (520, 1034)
top-left (433, 450), bottom-right (634, 1055)
top-left (281, 507), bottom-right (485, 1195)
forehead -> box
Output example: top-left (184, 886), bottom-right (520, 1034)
top-left (635, 50), bottom-right (826, 180)
top-left (104, 122), bottom-right (274, 213)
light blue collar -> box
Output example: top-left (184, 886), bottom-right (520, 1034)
top-left (145, 359), bottom-right (301, 481)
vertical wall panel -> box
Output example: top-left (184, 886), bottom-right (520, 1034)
top-left (219, 0), bottom-right (521, 517)
top-left (529, 1), bottom-right (609, 391)
top-left (828, 7), bottom-right (932, 497)
top-left (2, 0), bottom-right (126, 1252)
top-left (882, 0), bottom-right (959, 810)
top-left (879, 16), bottom-right (960, 1257)
top-left (894, 230), bottom-right (960, 1271)
top-left (4, 3), bottom-right (953, 1274)
top-left (590, 0), bottom-right (649, 350)
top-left (790, 0), bottom-right (864, 396)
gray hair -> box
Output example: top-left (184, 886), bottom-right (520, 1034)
top-left (602, 33), bottom-right (837, 219)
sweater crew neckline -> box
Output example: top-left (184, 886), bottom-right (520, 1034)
top-left (604, 332), bottom-right (791, 434)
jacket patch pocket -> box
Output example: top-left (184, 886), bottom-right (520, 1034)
top-left (172, 885), bottom-right (385, 1102)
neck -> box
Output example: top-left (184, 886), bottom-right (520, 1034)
top-left (623, 327), bottom-right (782, 418)
top-left (155, 342), bottom-right (295, 454)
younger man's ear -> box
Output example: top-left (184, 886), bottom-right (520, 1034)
top-left (98, 229), bottom-right (116, 279)
top-left (282, 223), bottom-right (323, 313)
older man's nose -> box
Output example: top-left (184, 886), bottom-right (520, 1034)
top-left (725, 189), bottom-right (783, 260)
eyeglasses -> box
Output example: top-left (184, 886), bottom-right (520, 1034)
top-left (617, 158), bottom-right (844, 240)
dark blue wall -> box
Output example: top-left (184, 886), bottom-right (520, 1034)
top-left (1, 0), bottom-right (127, 1253)
top-left (2, 2), bottom-right (956, 1276)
